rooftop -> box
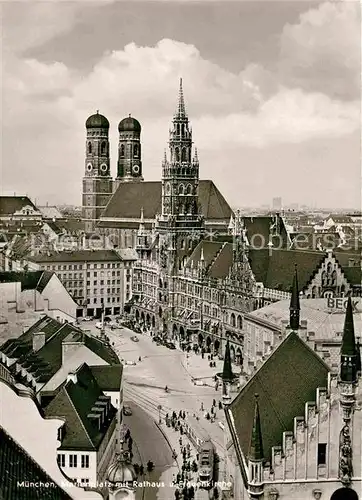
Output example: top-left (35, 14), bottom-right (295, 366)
top-left (100, 180), bottom-right (232, 222)
top-left (248, 248), bottom-right (326, 292)
top-left (227, 332), bottom-right (330, 463)
top-left (0, 425), bottom-right (73, 500)
top-left (0, 196), bottom-right (39, 217)
top-left (246, 297), bottom-right (362, 341)
top-left (28, 249), bottom-right (123, 263)
top-left (1, 316), bottom-right (120, 385)
top-left (0, 271), bottom-right (54, 293)
top-left (45, 363), bottom-right (117, 450)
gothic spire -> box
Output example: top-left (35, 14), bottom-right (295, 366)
top-left (340, 296), bottom-right (358, 383)
top-left (175, 77), bottom-right (187, 118)
top-left (222, 340), bottom-right (234, 383)
top-left (289, 264), bottom-right (300, 330)
top-left (249, 394), bottom-right (264, 461)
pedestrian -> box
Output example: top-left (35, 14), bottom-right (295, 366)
top-left (139, 465), bottom-right (144, 476)
top-left (213, 398), bottom-right (216, 406)
top-left (139, 355), bottom-right (142, 361)
top-left (200, 402), bottom-right (204, 411)
top-left (219, 401), bottom-right (223, 410)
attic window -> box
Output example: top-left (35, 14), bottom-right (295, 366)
top-left (317, 443), bottom-right (327, 465)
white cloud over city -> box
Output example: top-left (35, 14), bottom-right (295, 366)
top-left (1, 1), bottom-right (360, 208)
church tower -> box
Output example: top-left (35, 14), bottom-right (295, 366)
top-left (115, 114), bottom-right (143, 189)
top-left (82, 111), bottom-right (113, 233)
top-left (289, 264), bottom-right (300, 331)
top-left (158, 78), bottom-right (203, 233)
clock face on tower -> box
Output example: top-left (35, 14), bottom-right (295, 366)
top-left (132, 165), bottom-right (140, 175)
top-left (100, 163), bottom-right (108, 175)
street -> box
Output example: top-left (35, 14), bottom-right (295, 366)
top-left (80, 321), bottom-right (230, 498)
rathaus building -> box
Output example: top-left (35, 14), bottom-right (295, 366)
top-left (82, 81), bottom-right (257, 362)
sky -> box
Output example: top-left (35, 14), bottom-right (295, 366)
top-left (1, 0), bottom-right (361, 209)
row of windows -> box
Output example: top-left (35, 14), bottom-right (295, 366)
top-left (86, 271), bottom-right (120, 277)
top-left (87, 288), bottom-right (121, 295)
top-left (87, 297), bottom-right (121, 304)
top-left (89, 280), bottom-right (120, 286)
top-left (57, 454), bottom-right (89, 468)
top-left (46, 262), bottom-right (122, 271)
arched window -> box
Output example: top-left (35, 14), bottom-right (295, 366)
top-left (181, 124), bottom-right (185, 136)
top-left (177, 124), bottom-right (180, 135)
top-left (88, 142), bottom-right (92, 154)
top-left (180, 240), bottom-right (185, 250)
top-left (134, 144), bottom-right (139, 157)
top-left (181, 148), bottom-right (187, 162)
top-left (120, 144), bottom-right (125, 157)
top-left (231, 313), bottom-right (236, 327)
top-left (179, 184), bottom-right (185, 195)
top-left (237, 315), bottom-right (242, 329)
top-left (186, 184), bottom-right (192, 195)
top-left (175, 147), bottom-right (180, 162)
top-left (101, 141), bottom-right (106, 155)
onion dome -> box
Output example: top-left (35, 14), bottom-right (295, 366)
top-left (107, 452), bottom-right (137, 486)
top-left (118, 114), bottom-right (141, 132)
top-left (85, 111), bottom-right (109, 129)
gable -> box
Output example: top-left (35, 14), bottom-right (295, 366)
top-left (228, 332), bottom-right (330, 463)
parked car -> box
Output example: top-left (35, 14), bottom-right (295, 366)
top-left (131, 336), bottom-right (139, 342)
top-left (82, 316), bottom-right (93, 322)
top-left (153, 336), bottom-right (162, 343)
top-left (125, 360), bottom-right (137, 366)
top-left (104, 316), bottom-right (112, 323)
top-left (166, 342), bottom-right (176, 350)
top-left (95, 322), bottom-right (102, 329)
top-left (123, 406), bottom-right (132, 416)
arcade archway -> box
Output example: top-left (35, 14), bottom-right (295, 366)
top-left (198, 333), bottom-right (204, 345)
top-left (214, 339), bottom-right (220, 352)
top-left (152, 316), bottom-right (155, 328)
top-left (331, 488), bottom-right (359, 500)
top-left (141, 312), bottom-right (145, 323)
top-left (180, 326), bottom-right (185, 340)
top-left (135, 310), bottom-right (139, 320)
top-left (146, 314), bottom-right (150, 326)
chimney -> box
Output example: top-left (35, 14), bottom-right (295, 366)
top-left (66, 371), bottom-right (77, 384)
top-left (62, 334), bottom-right (82, 364)
top-left (33, 331), bottom-right (45, 351)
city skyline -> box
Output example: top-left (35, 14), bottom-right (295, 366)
top-left (2, 0), bottom-right (361, 209)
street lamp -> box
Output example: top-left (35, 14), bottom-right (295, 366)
top-left (157, 404), bottom-right (162, 424)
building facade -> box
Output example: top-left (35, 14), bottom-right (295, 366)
top-left (224, 297), bottom-right (362, 500)
top-left (26, 249), bottom-right (136, 317)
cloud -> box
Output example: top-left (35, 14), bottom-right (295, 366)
top-left (1, 3), bottom-right (360, 208)
top-left (279, 1), bottom-right (361, 99)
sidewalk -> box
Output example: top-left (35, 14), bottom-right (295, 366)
top-left (156, 415), bottom-right (203, 500)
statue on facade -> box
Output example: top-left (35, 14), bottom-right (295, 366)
top-left (339, 424), bottom-right (353, 484)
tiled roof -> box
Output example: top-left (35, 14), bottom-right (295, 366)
top-left (227, 332), bottom-right (330, 462)
top-left (248, 248), bottom-right (325, 292)
top-left (0, 271), bottom-right (54, 292)
top-left (45, 363), bottom-right (117, 450)
top-left (246, 298), bottom-right (362, 341)
top-left (326, 214), bottom-right (354, 224)
top-left (0, 426), bottom-right (72, 500)
top-left (243, 215), bottom-right (289, 249)
top-left (115, 248), bottom-right (138, 261)
top-left (101, 180), bottom-right (232, 221)
top-left (290, 232), bottom-right (342, 250)
top-left (208, 242), bottom-right (233, 279)
top-left (1, 316), bottom-right (120, 385)
top-left (341, 266), bottom-right (362, 286)
top-left (90, 364), bottom-right (123, 391)
top-left (186, 241), bottom-right (223, 270)
top-left (37, 206), bottom-right (64, 219)
top-left (28, 249), bottom-right (122, 263)
top-left (0, 196), bottom-right (39, 217)
top-left (51, 218), bottom-right (85, 233)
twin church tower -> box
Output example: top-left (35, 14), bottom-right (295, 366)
top-left (82, 79), bottom-right (201, 233)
